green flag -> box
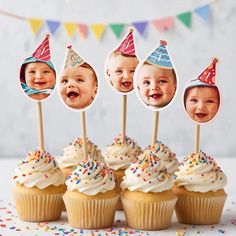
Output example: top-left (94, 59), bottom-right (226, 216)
top-left (109, 24), bottom-right (125, 39)
top-left (177, 12), bottom-right (192, 28)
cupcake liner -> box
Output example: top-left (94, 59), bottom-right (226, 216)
top-left (114, 170), bottom-right (125, 210)
top-left (175, 194), bottom-right (227, 224)
top-left (121, 196), bottom-right (177, 230)
top-left (63, 195), bottom-right (119, 229)
top-left (14, 190), bottom-right (64, 222)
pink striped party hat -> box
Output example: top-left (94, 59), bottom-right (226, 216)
top-left (32, 34), bottom-right (51, 61)
top-left (116, 29), bottom-right (135, 56)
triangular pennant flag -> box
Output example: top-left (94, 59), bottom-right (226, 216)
top-left (91, 24), bottom-right (106, 40)
top-left (109, 24), bottom-right (125, 39)
top-left (152, 17), bottom-right (174, 33)
top-left (46, 20), bottom-right (61, 35)
top-left (78, 24), bottom-right (88, 39)
top-left (133, 21), bottom-right (148, 36)
top-left (64, 22), bottom-right (77, 38)
top-left (28, 18), bottom-right (44, 35)
top-left (177, 12), bottom-right (192, 28)
top-left (195, 5), bottom-right (210, 23)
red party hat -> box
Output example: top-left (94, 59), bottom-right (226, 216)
top-left (116, 29), bottom-right (135, 56)
top-left (32, 34), bottom-right (51, 61)
top-left (198, 58), bottom-right (218, 85)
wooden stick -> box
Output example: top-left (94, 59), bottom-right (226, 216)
top-left (194, 124), bottom-right (200, 153)
top-left (122, 95), bottom-right (127, 143)
top-left (152, 111), bottom-right (159, 146)
top-left (81, 111), bottom-right (88, 160)
top-left (37, 101), bottom-right (44, 151)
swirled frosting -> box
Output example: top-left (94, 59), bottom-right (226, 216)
top-left (65, 160), bottom-right (116, 195)
top-left (13, 149), bottom-right (64, 189)
top-left (121, 153), bottom-right (174, 193)
top-left (104, 135), bottom-right (142, 171)
top-left (59, 137), bottom-right (104, 168)
top-left (174, 151), bottom-right (227, 192)
top-left (144, 142), bottom-right (179, 174)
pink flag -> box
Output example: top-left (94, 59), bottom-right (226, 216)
top-left (32, 34), bottom-right (51, 61)
top-left (152, 17), bottom-right (174, 33)
top-left (116, 29), bottom-right (135, 56)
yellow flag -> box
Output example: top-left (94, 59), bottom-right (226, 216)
top-left (28, 18), bottom-right (44, 35)
top-left (64, 23), bottom-right (77, 38)
top-left (91, 24), bottom-right (106, 40)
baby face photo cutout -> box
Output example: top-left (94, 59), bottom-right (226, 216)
top-left (19, 35), bottom-right (56, 101)
top-left (105, 29), bottom-right (139, 94)
top-left (183, 58), bottom-right (220, 124)
top-left (134, 40), bottom-right (177, 111)
top-left (59, 46), bottom-right (98, 111)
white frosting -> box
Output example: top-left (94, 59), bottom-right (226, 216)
top-left (105, 135), bottom-right (142, 170)
top-left (59, 137), bottom-right (104, 168)
top-left (144, 142), bottom-right (179, 174)
top-left (13, 149), bottom-right (64, 189)
top-left (121, 153), bottom-right (174, 193)
top-left (65, 160), bottom-right (116, 195)
top-left (175, 151), bottom-right (227, 192)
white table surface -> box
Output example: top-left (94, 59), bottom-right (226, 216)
top-left (0, 157), bottom-right (236, 236)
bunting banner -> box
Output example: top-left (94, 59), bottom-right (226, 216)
top-left (0, 1), bottom-right (217, 41)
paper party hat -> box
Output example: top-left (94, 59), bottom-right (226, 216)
top-left (32, 34), bottom-right (51, 61)
top-left (146, 40), bottom-right (173, 68)
top-left (64, 46), bottom-right (85, 68)
top-left (115, 29), bottom-right (135, 56)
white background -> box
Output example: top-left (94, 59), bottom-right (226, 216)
top-left (0, 0), bottom-right (235, 158)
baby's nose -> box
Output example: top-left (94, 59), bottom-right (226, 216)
top-left (197, 101), bottom-right (206, 109)
top-left (35, 71), bottom-right (42, 79)
top-left (68, 82), bottom-right (76, 88)
top-left (123, 71), bottom-right (130, 79)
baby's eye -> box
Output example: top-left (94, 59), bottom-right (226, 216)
top-left (76, 78), bottom-right (85, 83)
top-left (115, 70), bottom-right (123, 74)
top-left (190, 98), bottom-right (198, 103)
top-left (43, 70), bottom-right (51, 74)
top-left (206, 100), bottom-right (215, 103)
top-left (29, 70), bottom-right (36, 74)
top-left (130, 69), bottom-right (135, 74)
top-left (143, 80), bottom-right (150, 86)
top-left (61, 79), bottom-right (68, 84)
top-left (159, 79), bottom-right (167, 84)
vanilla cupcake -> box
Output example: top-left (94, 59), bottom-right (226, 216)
top-left (121, 153), bottom-right (177, 230)
top-left (13, 149), bottom-right (66, 222)
top-left (144, 141), bottom-right (179, 174)
top-left (104, 135), bottom-right (142, 209)
top-left (59, 137), bottom-right (104, 178)
top-left (173, 151), bottom-right (227, 225)
top-left (63, 159), bottom-right (118, 229)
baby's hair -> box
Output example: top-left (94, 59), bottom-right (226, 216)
top-left (184, 85), bottom-right (220, 108)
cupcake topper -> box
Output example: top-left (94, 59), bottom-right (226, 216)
top-left (104, 28), bottom-right (139, 144)
top-left (134, 40), bottom-right (178, 146)
top-left (58, 46), bottom-right (99, 160)
top-left (19, 34), bottom-right (57, 152)
top-left (183, 58), bottom-right (220, 153)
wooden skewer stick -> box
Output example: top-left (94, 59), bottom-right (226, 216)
top-left (81, 111), bottom-right (88, 160)
top-left (122, 95), bottom-right (127, 144)
top-left (152, 111), bottom-right (159, 146)
top-left (37, 101), bottom-right (44, 151)
top-left (194, 124), bottom-right (200, 153)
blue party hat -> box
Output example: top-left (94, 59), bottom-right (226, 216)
top-left (146, 40), bottom-right (173, 68)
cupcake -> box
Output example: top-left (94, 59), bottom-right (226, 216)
top-left (59, 137), bottom-right (104, 178)
top-left (63, 159), bottom-right (118, 229)
top-left (13, 149), bottom-right (66, 222)
top-left (121, 153), bottom-right (177, 230)
top-left (173, 151), bottom-right (227, 225)
top-left (144, 141), bottom-right (179, 174)
top-left (104, 135), bottom-right (142, 209)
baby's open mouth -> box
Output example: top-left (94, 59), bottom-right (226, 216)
top-left (150, 93), bottom-right (162, 99)
top-left (67, 91), bottom-right (79, 100)
top-left (195, 113), bottom-right (207, 118)
top-left (35, 82), bottom-right (46, 86)
top-left (121, 81), bottom-right (132, 88)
